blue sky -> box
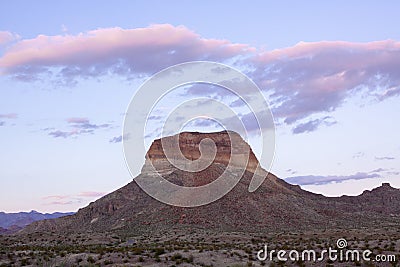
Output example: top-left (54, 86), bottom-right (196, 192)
top-left (1, 1), bottom-right (399, 212)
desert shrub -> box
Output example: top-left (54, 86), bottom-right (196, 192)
top-left (152, 247), bottom-right (165, 256)
top-left (87, 255), bottom-right (96, 263)
top-left (171, 253), bottom-right (182, 260)
top-left (244, 247), bottom-right (252, 254)
top-left (132, 247), bottom-right (143, 255)
top-left (104, 259), bottom-right (113, 265)
top-left (20, 258), bottom-right (31, 266)
top-left (179, 254), bottom-right (194, 263)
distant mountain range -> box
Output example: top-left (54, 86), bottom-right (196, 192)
top-left (22, 131), bottom-right (400, 235)
top-left (0, 210), bottom-right (74, 234)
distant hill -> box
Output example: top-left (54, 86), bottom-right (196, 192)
top-left (0, 210), bottom-right (74, 233)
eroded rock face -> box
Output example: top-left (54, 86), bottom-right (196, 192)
top-left (144, 131), bottom-right (261, 175)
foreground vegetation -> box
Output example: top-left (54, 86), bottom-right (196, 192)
top-left (0, 227), bottom-right (399, 266)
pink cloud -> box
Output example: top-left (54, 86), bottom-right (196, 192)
top-left (0, 24), bottom-right (253, 79)
top-left (0, 113), bottom-right (18, 119)
top-left (1, 25), bottom-right (400, 130)
top-left (256, 40), bottom-right (400, 63)
top-left (0, 31), bottom-right (19, 45)
top-left (66, 117), bottom-right (89, 124)
top-left (250, 40), bottom-right (400, 124)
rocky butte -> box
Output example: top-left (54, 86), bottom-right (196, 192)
top-left (144, 131), bottom-right (261, 174)
top-left (22, 131), bottom-right (400, 235)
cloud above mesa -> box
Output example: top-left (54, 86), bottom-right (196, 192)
top-left (0, 24), bottom-right (400, 129)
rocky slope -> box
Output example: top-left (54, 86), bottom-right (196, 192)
top-left (21, 131), bottom-right (400, 235)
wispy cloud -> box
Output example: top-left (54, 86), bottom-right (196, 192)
top-left (77, 191), bottom-right (106, 198)
top-left (47, 200), bottom-right (80, 206)
top-left (292, 116), bottom-right (337, 134)
top-left (0, 113), bottom-right (17, 119)
top-left (67, 117), bottom-right (110, 129)
top-left (0, 31), bottom-right (19, 45)
top-left (46, 117), bottom-right (112, 139)
top-left (42, 195), bottom-right (82, 205)
top-left (66, 117), bottom-right (89, 124)
top-left (285, 168), bottom-right (386, 185)
top-left (48, 130), bottom-right (88, 138)
top-left (61, 24), bottom-right (68, 33)
top-left (147, 115), bottom-right (164, 121)
top-left (0, 113), bottom-right (18, 126)
top-left (352, 152), bottom-right (365, 159)
top-left (109, 135), bottom-right (123, 143)
top-left (109, 133), bottom-right (130, 143)
top-left (42, 191), bottom-right (106, 206)
top-left (285, 168), bottom-right (297, 175)
top-left (42, 195), bottom-right (70, 200)
top-left (375, 156), bottom-right (395, 161)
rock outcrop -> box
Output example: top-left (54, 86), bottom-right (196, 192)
top-left (143, 131), bottom-right (261, 176)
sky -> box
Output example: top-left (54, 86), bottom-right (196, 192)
top-left (1, 1), bottom-right (399, 212)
